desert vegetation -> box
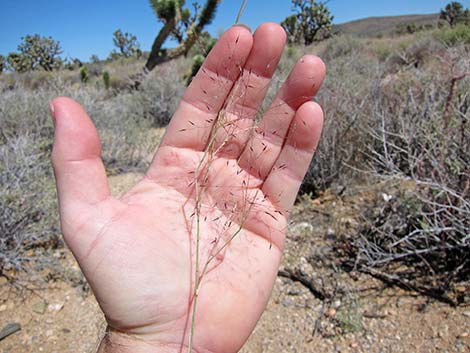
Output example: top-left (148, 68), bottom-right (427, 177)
top-left (0, 0), bottom-right (469, 341)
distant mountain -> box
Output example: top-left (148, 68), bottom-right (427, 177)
top-left (334, 14), bottom-right (440, 37)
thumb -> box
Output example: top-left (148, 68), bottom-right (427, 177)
top-left (50, 97), bottom-right (111, 228)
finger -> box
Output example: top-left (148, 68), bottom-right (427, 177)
top-left (211, 23), bottom-right (286, 159)
top-left (50, 97), bottom-right (111, 219)
top-left (156, 25), bottom-right (253, 153)
top-left (238, 55), bottom-right (325, 180)
top-left (262, 101), bottom-right (323, 212)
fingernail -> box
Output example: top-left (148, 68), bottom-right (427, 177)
top-left (232, 23), bottom-right (252, 33)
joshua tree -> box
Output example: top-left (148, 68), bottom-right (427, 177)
top-left (281, 0), bottom-right (333, 45)
top-left (112, 29), bottom-right (141, 58)
top-left (6, 34), bottom-right (62, 72)
top-left (144, 0), bottom-right (220, 73)
top-left (281, 14), bottom-right (303, 44)
top-left (90, 54), bottom-right (100, 63)
top-left (6, 52), bottom-right (31, 73)
top-left (440, 2), bottom-right (470, 27)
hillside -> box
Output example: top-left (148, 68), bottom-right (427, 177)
top-left (334, 13), bottom-right (440, 37)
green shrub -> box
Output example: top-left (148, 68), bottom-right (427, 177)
top-left (80, 66), bottom-right (89, 83)
top-left (321, 35), bottom-right (364, 62)
top-left (103, 70), bottom-right (110, 90)
top-left (434, 23), bottom-right (470, 45)
top-left (375, 44), bottom-right (393, 61)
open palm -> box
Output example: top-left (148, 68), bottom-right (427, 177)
top-left (51, 23), bottom-right (325, 353)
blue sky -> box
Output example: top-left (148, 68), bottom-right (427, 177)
top-left (1, 0), bottom-right (469, 61)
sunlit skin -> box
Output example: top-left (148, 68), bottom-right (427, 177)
top-left (50, 23), bottom-right (325, 353)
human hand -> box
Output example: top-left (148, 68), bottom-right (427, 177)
top-left (50, 23), bottom-right (325, 353)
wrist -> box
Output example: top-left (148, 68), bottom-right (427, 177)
top-left (97, 328), bottom-right (172, 353)
top-left (97, 327), bottom-right (208, 353)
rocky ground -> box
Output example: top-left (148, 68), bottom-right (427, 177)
top-left (1, 173), bottom-right (469, 353)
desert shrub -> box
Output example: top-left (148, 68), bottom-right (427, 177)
top-left (0, 69), bottom-right (83, 91)
top-left (340, 45), bottom-right (470, 303)
top-left (0, 86), bottom-right (56, 142)
top-left (103, 70), bottom-right (110, 90)
top-left (321, 35), bottom-right (365, 62)
top-left (0, 87), bottom-right (86, 279)
top-left (434, 23), bottom-right (470, 45)
top-left (375, 44), bottom-right (393, 62)
top-left (80, 66), bottom-right (89, 83)
top-left (90, 92), bottom-right (156, 173)
top-left (301, 48), bottom-right (381, 194)
top-left (385, 35), bottom-right (444, 73)
top-left (0, 73), bottom-right (174, 280)
top-left (349, 183), bottom-right (469, 304)
top-left (0, 134), bottom-right (60, 279)
top-left (289, 34), bottom-right (470, 301)
top-left (89, 62), bottom-right (104, 77)
top-left (107, 74), bottom-right (130, 91)
top-left (133, 60), bottom-right (185, 127)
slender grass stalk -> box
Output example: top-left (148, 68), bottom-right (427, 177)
top-left (188, 110), bottom-right (227, 352)
top-left (235, 0), bottom-right (248, 24)
top-left (188, 101), bottom-right (260, 351)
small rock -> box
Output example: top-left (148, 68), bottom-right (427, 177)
top-left (332, 299), bottom-right (342, 309)
top-left (0, 323), bottom-right (21, 341)
top-left (287, 286), bottom-right (301, 296)
top-left (0, 304), bottom-right (7, 312)
top-left (325, 228), bottom-right (335, 239)
top-left (455, 285), bottom-right (467, 293)
top-left (48, 303), bottom-right (64, 312)
top-left (458, 332), bottom-right (469, 338)
top-left (462, 311), bottom-right (470, 317)
top-left (32, 302), bottom-right (48, 315)
top-left (381, 193), bottom-right (393, 202)
top-left (282, 298), bottom-right (294, 308)
top-left (341, 217), bottom-right (358, 228)
top-left (326, 308), bottom-right (337, 317)
top-left (291, 222), bottom-right (314, 235)
top-left (350, 341), bottom-right (360, 349)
